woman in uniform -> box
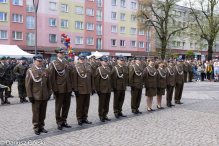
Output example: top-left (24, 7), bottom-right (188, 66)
top-left (144, 58), bottom-right (157, 111)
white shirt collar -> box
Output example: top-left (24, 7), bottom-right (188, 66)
top-left (149, 65), bottom-right (153, 68)
top-left (169, 65), bottom-right (173, 68)
top-left (58, 58), bottom-right (63, 62)
top-left (35, 65), bottom-right (42, 70)
top-left (136, 63), bottom-right (140, 66)
top-left (118, 64), bottom-right (123, 67)
top-left (1, 63), bottom-right (5, 65)
top-left (159, 67), bottom-right (163, 70)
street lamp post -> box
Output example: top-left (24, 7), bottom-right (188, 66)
top-left (146, 19), bottom-right (151, 58)
top-left (33, 0), bottom-right (39, 55)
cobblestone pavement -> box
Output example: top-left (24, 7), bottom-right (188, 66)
top-left (0, 81), bottom-right (219, 146)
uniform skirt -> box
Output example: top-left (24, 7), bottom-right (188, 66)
top-left (146, 88), bottom-right (157, 97)
top-left (157, 88), bottom-right (165, 95)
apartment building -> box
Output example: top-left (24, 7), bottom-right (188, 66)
top-left (0, 0), bottom-right (155, 59)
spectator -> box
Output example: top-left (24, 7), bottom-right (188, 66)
top-left (215, 73), bottom-right (218, 82)
top-left (205, 62), bottom-right (212, 81)
top-left (196, 63), bottom-right (201, 81)
top-left (201, 63), bottom-right (205, 81)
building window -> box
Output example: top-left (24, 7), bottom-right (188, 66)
top-left (120, 40), bottom-right (125, 47)
top-left (26, 0), bottom-right (34, 12)
top-left (139, 4), bottom-right (145, 10)
top-left (75, 6), bottom-right (83, 14)
top-left (120, 13), bottom-right (125, 20)
top-left (0, 30), bottom-right (7, 39)
top-left (131, 15), bottom-right (136, 22)
top-left (97, 0), bottom-right (102, 7)
top-left (49, 34), bottom-right (57, 42)
top-left (139, 41), bottom-right (144, 48)
top-left (12, 0), bottom-right (22, 6)
top-left (111, 12), bottom-right (117, 19)
top-left (121, 0), bottom-right (125, 7)
top-left (86, 37), bottom-right (94, 45)
top-left (131, 28), bottom-right (136, 35)
top-left (75, 21), bottom-right (83, 29)
top-left (112, 0), bottom-right (117, 6)
top-left (131, 2), bottom-right (137, 9)
top-left (49, 18), bottom-right (56, 26)
top-left (26, 32), bottom-right (34, 46)
top-left (86, 23), bottom-right (94, 30)
top-left (12, 31), bottom-right (23, 40)
top-left (61, 20), bottom-right (68, 28)
top-left (96, 10), bottom-right (102, 21)
top-left (139, 29), bottom-right (144, 35)
top-left (0, 0), bottom-right (7, 3)
top-left (61, 4), bottom-right (68, 12)
top-left (195, 43), bottom-right (197, 48)
top-left (111, 26), bottom-right (117, 33)
top-left (182, 42), bottom-right (185, 49)
top-left (131, 41), bottom-right (136, 47)
top-left (190, 43), bottom-right (193, 48)
top-left (75, 37), bottom-right (83, 45)
top-left (146, 29), bottom-right (150, 40)
top-left (87, 0), bottom-right (94, 1)
top-left (120, 27), bottom-right (125, 34)
top-left (86, 8), bottom-right (94, 16)
top-left (96, 38), bottom-right (102, 49)
top-left (49, 2), bottom-right (57, 11)
top-left (146, 42), bottom-right (150, 52)
top-left (0, 12), bottom-right (7, 21)
top-left (96, 24), bottom-right (102, 35)
top-left (26, 16), bottom-right (34, 29)
top-left (12, 14), bottom-right (23, 23)
top-left (177, 42), bottom-right (181, 47)
top-left (111, 39), bottom-right (116, 46)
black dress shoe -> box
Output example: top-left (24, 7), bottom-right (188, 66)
top-left (132, 111), bottom-right (138, 114)
top-left (170, 103), bottom-right (175, 106)
top-left (115, 114), bottom-right (120, 119)
top-left (147, 109), bottom-right (152, 112)
top-left (137, 110), bottom-right (142, 114)
top-left (104, 117), bottom-right (111, 121)
top-left (62, 123), bottom-right (72, 128)
top-left (157, 106), bottom-right (164, 109)
top-left (100, 118), bottom-right (105, 122)
top-left (82, 120), bottom-right (92, 124)
top-left (119, 113), bottom-right (127, 117)
top-left (167, 103), bottom-right (171, 107)
top-left (57, 124), bottom-right (63, 130)
top-left (9, 95), bottom-right (14, 98)
top-left (39, 128), bottom-right (48, 133)
top-left (175, 101), bottom-right (183, 104)
top-left (78, 121), bottom-right (83, 126)
top-left (150, 108), bottom-right (155, 111)
top-left (23, 97), bottom-right (28, 102)
top-left (20, 98), bottom-right (23, 103)
top-left (34, 130), bottom-right (40, 135)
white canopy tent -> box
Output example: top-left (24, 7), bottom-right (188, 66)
top-left (0, 45), bottom-right (34, 58)
top-left (87, 51), bottom-right (103, 59)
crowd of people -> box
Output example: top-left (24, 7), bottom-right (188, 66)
top-left (0, 48), bottom-right (218, 136)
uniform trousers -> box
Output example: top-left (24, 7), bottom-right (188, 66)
top-left (99, 93), bottom-right (111, 119)
top-left (166, 86), bottom-right (174, 104)
top-left (0, 79), bottom-right (9, 98)
top-left (174, 84), bottom-right (184, 102)
top-left (32, 100), bottom-right (48, 130)
top-left (113, 90), bottom-right (125, 114)
top-left (131, 88), bottom-right (142, 112)
top-left (55, 92), bottom-right (71, 125)
top-left (76, 94), bottom-right (90, 121)
top-left (189, 72), bottom-right (193, 81)
top-left (184, 72), bottom-right (188, 82)
top-left (18, 79), bottom-right (27, 98)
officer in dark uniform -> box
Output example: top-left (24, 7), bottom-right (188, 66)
top-left (0, 56), bottom-right (10, 104)
top-left (188, 58), bottom-right (193, 82)
top-left (13, 56), bottom-right (29, 103)
top-left (183, 59), bottom-right (189, 82)
top-left (6, 56), bottom-right (14, 98)
top-left (26, 54), bottom-right (51, 135)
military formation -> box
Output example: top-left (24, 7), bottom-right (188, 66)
top-left (0, 48), bottom-right (187, 136)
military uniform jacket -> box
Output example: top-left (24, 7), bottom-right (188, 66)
top-left (73, 63), bottom-right (95, 94)
top-left (163, 62), bottom-right (168, 69)
top-left (110, 61), bottom-right (117, 71)
top-left (69, 62), bottom-right (75, 72)
top-left (95, 66), bottom-right (111, 93)
top-left (157, 67), bottom-right (166, 88)
top-left (174, 64), bottom-right (184, 85)
top-left (188, 62), bottom-right (193, 72)
top-left (111, 65), bottom-right (127, 91)
top-left (0, 63), bottom-right (11, 81)
top-left (6, 62), bottom-right (14, 81)
top-left (154, 63), bottom-right (158, 69)
top-left (26, 66), bottom-right (51, 100)
top-left (183, 62), bottom-right (189, 72)
top-left (165, 66), bottom-right (175, 87)
top-left (129, 63), bottom-right (144, 89)
top-left (90, 61), bottom-right (98, 79)
top-left (49, 59), bottom-right (73, 93)
top-left (13, 63), bottom-right (29, 80)
top-left (144, 65), bottom-right (157, 88)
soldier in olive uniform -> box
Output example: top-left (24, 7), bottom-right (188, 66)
top-left (111, 56), bottom-right (127, 119)
top-left (188, 58), bottom-right (193, 82)
top-left (174, 58), bottom-right (184, 104)
top-left (154, 59), bottom-right (159, 69)
top-left (165, 59), bottom-right (175, 107)
top-left (127, 58), bottom-right (133, 86)
top-left (6, 56), bottom-right (14, 98)
top-left (0, 56), bottom-right (11, 104)
top-left (129, 56), bottom-right (143, 114)
top-left (163, 59), bottom-right (168, 69)
top-left (68, 58), bottom-right (75, 97)
top-left (13, 56), bottom-right (29, 103)
top-left (144, 58), bottom-right (157, 111)
top-left (95, 56), bottom-right (112, 122)
top-left (90, 56), bottom-right (98, 76)
top-left (49, 48), bottom-right (73, 130)
top-left (183, 59), bottom-right (189, 82)
top-left (73, 54), bottom-right (95, 126)
top-left (26, 54), bottom-right (51, 135)
top-left (110, 56), bottom-right (117, 71)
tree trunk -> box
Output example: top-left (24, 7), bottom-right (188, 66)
top-left (208, 43), bottom-right (213, 61)
top-left (161, 42), bottom-right (166, 60)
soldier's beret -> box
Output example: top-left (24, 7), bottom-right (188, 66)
top-left (33, 54), bottom-right (43, 61)
top-left (117, 55), bottom-right (124, 61)
top-left (68, 58), bottom-right (72, 62)
top-left (20, 56), bottom-right (27, 60)
top-left (177, 58), bottom-right (183, 62)
top-left (78, 53), bottom-right (87, 60)
top-left (91, 56), bottom-right (96, 59)
top-left (147, 58), bottom-right (154, 62)
top-left (157, 60), bottom-right (163, 64)
top-left (134, 56), bottom-right (141, 60)
top-left (55, 47), bottom-right (65, 53)
top-left (100, 56), bottom-right (108, 61)
top-left (142, 58), bottom-right (146, 61)
top-left (0, 56), bottom-right (6, 60)
top-left (6, 56), bottom-right (10, 60)
top-left (168, 59), bottom-right (174, 63)
top-left (128, 58), bottom-right (133, 61)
